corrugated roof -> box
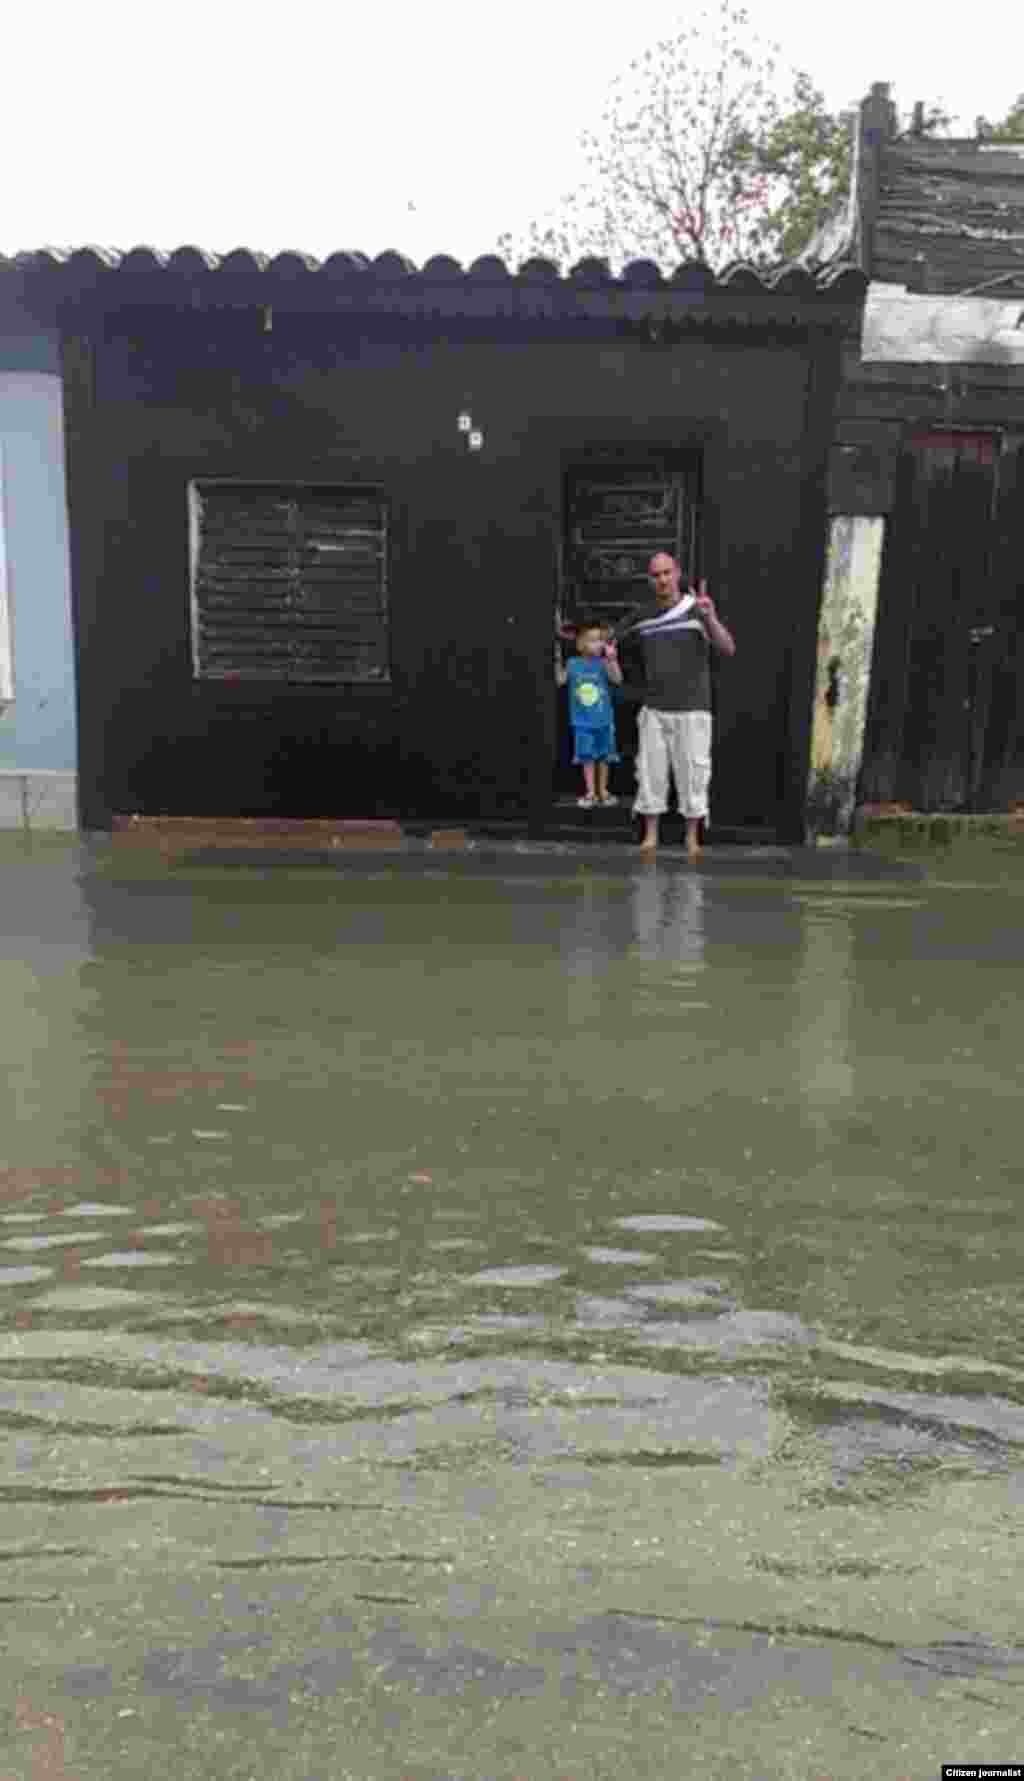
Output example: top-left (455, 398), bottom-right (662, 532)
top-left (0, 243), bottom-right (866, 300)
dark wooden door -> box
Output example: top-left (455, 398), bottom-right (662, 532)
top-left (860, 433), bottom-right (1024, 812)
top-left (554, 457), bottom-right (701, 798)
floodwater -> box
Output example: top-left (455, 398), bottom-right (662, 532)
top-left (1, 834), bottom-right (1022, 1781)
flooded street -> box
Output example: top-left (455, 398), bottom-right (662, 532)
top-left (1, 835), bottom-right (1022, 1781)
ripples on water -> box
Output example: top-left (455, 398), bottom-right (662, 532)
top-left (1, 842), bottom-right (1022, 1777)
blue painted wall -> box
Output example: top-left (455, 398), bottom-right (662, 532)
top-left (0, 317), bottom-right (77, 772)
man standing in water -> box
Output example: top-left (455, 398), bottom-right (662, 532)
top-left (616, 555), bottom-right (736, 858)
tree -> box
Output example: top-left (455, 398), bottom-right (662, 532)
top-left (978, 94), bottom-right (1024, 141)
top-left (750, 73), bottom-right (854, 265)
top-left (769, 96), bottom-right (957, 265)
top-left (497, 1), bottom-right (855, 273)
top-left (495, 4), bottom-right (967, 274)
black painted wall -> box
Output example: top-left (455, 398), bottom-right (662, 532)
top-left (67, 310), bottom-right (819, 829)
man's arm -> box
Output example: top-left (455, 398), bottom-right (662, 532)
top-left (703, 611), bottom-right (736, 657)
top-left (693, 585), bottom-right (736, 657)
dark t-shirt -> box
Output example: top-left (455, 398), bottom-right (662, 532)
top-left (615, 599), bottom-right (711, 713)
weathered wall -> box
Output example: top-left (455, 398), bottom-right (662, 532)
top-left (858, 434), bottom-right (1024, 812)
top-left (863, 286), bottom-right (1024, 368)
top-left (838, 347), bottom-right (1024, 432)
top-left (0, 337), bottom-right (78, 829)
top-left (65, 312), bottom-right (821, 831)
top-left (825, 303), bottom-right (1024, 819)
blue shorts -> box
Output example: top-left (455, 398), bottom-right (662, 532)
top-left (572, 724), bottom-right (620, 765)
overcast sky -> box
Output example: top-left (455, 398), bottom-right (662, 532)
top-left (2, 0), bottom-right (1020, 265)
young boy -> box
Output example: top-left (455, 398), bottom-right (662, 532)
top-left (556, 617), bottom-right (623, 807)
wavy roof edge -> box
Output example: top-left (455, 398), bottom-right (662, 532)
top-left (0, 243), bottom-right (866, 295)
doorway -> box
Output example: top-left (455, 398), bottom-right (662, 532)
top-left (554, 451), bottom-right (703, 800)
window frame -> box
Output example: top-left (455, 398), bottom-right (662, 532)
top-left (187, 478), bottom-right (391, 686)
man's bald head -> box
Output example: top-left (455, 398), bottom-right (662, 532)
top-left (648, 553), bottom-right (682, 608)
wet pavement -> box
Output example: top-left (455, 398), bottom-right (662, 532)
top-left (1, 833), bottom-right (1022, 1780)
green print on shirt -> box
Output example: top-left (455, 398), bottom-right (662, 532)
top-left (567, 659), bottom-right (612, 728)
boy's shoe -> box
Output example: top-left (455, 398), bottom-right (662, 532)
top-left (599, 794), bottom-right (618, 806)
top-left (577, 795), bottom-right (597, 809)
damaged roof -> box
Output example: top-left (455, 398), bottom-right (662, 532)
top-left (875, 139), bottom-right (1024, 294)
top-left (796, 86), bottom-right (1024, 298)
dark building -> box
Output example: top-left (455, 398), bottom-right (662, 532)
top-left (0, 247), bottom-right (867, 838)
top-left (804, 86), bottom-right (1024, 821)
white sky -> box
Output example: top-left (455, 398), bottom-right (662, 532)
top-left (2, 0), bottom-right (1021, 265)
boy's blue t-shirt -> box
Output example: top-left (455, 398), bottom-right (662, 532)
top-left (566, 655), bottom-right (614, 729)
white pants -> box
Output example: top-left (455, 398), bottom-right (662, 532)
top-left (632, 708), bottom-right (713, 819)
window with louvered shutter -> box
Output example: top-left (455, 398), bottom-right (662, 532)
top-left (188, 481), bottom-right (390, 683)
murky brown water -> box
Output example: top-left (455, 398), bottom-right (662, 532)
top-left (1, 836), bottom-right (1022, 1780)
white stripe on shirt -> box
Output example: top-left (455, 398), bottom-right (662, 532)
top-left (628, 595), bottom-right (705, 638)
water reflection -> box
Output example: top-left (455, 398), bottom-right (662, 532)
top-left (627, 868), bottom-right (706, 968)
top-left (1, 841), bottom-right (1022, 1777)
top-left (0, 937), bottom-right (97, 1188)
top-left (561, 874), bottom-right (603, 1026)
top-left (790, 904), bottom-right (856, 1134)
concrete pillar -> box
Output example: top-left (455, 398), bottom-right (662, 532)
top-left (806, 515), bottom-right (885, 838)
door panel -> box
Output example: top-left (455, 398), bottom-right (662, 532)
top-left (859, 433), bottom-right (1018, 812)
top-left (555, 456), bottom-right (701, 798)
top-left (562, 467), bottom-right (697, 629)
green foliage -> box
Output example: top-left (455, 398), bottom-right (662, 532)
top-left (497, 9), bottom-right (1023, 275)
top-left (750, 74), bottom-right (854, 264)
top-left (498, 0), bottom-right (839, 273)
top-left (978, 94), bottom-right (1024, 141)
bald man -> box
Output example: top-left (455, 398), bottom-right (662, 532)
top-left (614, 556), bottom-right (736, 857)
